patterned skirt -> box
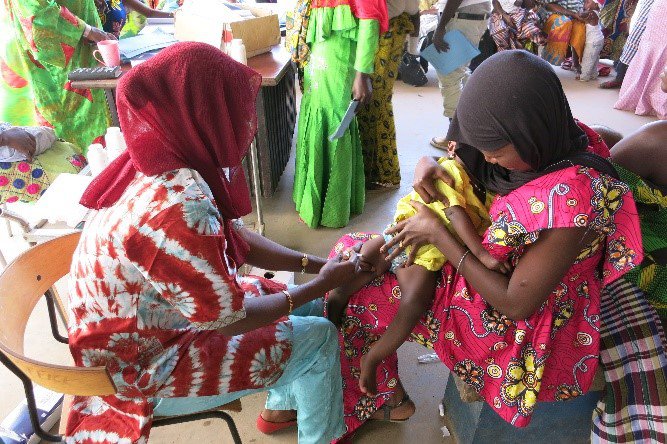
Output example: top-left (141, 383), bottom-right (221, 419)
top-left (541, 14), bottom-right (586, 66)
top-left (357, 14), bottom-right (414, 189)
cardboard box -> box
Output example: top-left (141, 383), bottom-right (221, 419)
top-left (175, 1), bottom-right (280, 58)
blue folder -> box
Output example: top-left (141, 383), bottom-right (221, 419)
top-left (420, 29), bottom-right (481, 76)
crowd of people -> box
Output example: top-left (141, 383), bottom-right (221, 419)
top-left (0, 1), bottom-right (666, 444)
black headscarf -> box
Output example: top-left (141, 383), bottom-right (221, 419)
top-left (447, 50), bottom-right (618, 195)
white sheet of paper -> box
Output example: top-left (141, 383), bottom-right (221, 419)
top-left (329, 100), bottom-right (359, 141)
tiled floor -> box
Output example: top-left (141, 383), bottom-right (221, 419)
top-left (0, 66), bottom-right (654, 443)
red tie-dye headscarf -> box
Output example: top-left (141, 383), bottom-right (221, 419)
top-left (80, 42), bottom-right (261, 264)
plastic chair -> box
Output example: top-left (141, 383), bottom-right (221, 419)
top-left (0, 232), bottom-right (243, 443)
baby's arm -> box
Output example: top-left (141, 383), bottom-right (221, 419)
top-left (445, 206), bottom-right (510, 273)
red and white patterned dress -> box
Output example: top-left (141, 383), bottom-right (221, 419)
top-left (66, 168), bottom-right (292, 443)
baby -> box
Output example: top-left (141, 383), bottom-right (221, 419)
top-left (327, 144), bottom-right (510, 393)
top-left (576, 0), bottom-right (604, 81)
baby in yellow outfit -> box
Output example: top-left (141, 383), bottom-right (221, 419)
top-left (387, 157), bottom-right (491, 272)
top-left (327, 151), bottom-right (510, 391)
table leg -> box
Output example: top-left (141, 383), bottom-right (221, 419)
top-left (104, 88), bottom-right (120, 127)
top-left (249, 140), bottom-right (265, 236)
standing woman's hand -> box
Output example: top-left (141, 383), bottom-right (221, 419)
top-left (352, 71), bottom-right (373, 106)
top-left (413, 156), bottom-right (454, 204)
top-left (83, 26), bottom-right (116, 44)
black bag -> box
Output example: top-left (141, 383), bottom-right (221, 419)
top-left (398, 53), bottom-right (428, 87)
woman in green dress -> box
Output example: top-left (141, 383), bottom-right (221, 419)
top-left (292, 0), bottom-right (389, 228)
top-left (0, 0), bottom-right (111, 151)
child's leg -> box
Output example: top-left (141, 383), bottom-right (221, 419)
top-left (326, 236), bottom-right (391, 326)
top-left (572, 46), bottom-right (582, 75)
top-left (359, 265), bottom-right (438, 395)
top-left (579, 40), bottom-right (603, 81)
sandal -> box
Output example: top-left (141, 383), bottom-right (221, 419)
top-left (599, 79), bottom-right (622, 89)
top-left (430, 136), bottom-right (449, 151)
top-left (560, 57), bottom-right (573, 71)
top-left (256, 414), bottom-right (297, 434)
top-left (597, 65), bottom-right (611, 77)
top-left (372, 393), bottom-right (414, 423)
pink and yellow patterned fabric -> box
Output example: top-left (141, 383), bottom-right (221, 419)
top-left (66, 168), bottom-right (293, 443)
top-left (331, 165), bottom-right (642, 439)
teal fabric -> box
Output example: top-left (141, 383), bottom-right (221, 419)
top-left (152, 299), bottom-right (344, 444)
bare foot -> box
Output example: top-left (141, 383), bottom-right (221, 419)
top-left (261, 408), bottom-right (297, 423)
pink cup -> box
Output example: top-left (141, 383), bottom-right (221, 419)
top-left (93, 40), bottom-right (121, 67)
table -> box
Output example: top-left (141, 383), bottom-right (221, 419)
top-left (71, 45), bottom-right (297, 199)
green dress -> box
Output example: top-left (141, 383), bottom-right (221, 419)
top-left (293, 6), bottom-right (379, 228)
top-left (0, 0), bottom-right (110, 151)
top-left (615, 164), bottom-right (667, 321)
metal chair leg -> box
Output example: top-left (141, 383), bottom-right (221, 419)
top-left (0, 352), bottom-right (62, 442)
top-left (153, 410), bottom-right (242, 444)
top-left (44, 290), bottom-right (69, 344)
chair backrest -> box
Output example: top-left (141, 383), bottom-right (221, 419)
top-left (0, 232), bottom-right (116, 396)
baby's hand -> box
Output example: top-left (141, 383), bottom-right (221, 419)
top-left (476, 250), bottom-right (512, 275)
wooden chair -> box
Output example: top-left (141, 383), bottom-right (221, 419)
top-left (0, 232), bottom-right (243, 443)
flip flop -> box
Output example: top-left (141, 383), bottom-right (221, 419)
top-left (256, 414), bottom-right (297, 434)
top-left (430, 137), bottom-right (449, 151)
top-left (599, 79), bottom-right (622, 89)
top-left (560, 58), bottom-right (573, 71)
top-left (372, 393), bottom-right (413, 423)
top-left (597, 65), bottom-right (611, 77)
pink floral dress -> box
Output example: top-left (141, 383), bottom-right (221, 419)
top-left (331, 165), bottom-right (643, 439)
top-left (66, 168), bottom-right (292, 443)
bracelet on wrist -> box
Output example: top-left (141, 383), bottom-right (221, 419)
top-left (455, 249), bottom-right (471, 278)
top-left (300, 253), bottom-right (309, 274)
top-left (281, 289), bottom-right (294, 314)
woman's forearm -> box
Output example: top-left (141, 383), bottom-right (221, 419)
top-left (240, 228), bottom-right (326, 273)
top-left (430, 227), bottom-right (514, 312)
top-left (124, 0), bottom-right (173, 18)
top-left (217, 278), bottom-right (329, 336)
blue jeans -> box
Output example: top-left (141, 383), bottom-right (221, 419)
top-left (152, 299), bottom-right (344, 444)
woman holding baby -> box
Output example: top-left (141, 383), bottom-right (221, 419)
top-left (327, 51), bottom-right (644, 441)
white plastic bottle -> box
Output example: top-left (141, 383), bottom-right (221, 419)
top-left (87, 143), bottom-right (108, 177)
top-left (229, 39), bottom-right (247, 65)
top-left (105, 127), bottom-right (126, 161)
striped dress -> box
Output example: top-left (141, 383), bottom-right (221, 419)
top-left (618, 0), bottom-right (655, 65)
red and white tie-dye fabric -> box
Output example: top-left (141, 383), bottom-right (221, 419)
top-left (65, 168), bottom-right (292, 443)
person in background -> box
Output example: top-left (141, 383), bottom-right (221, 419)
top-left (540, 0), bottom-right (585, 68)
top-left (592, 72), bottom-right (667, 325)
top-left (0, 123), bottom-right (87, 204)
top-left (0, 0), bottom-right (111, 151)
top-left (428, 0), bottom-right (493, 151)
top-left (577, 0), bottom-right (604, 81)
top-left (614, 0), bottom-right (666, 117)
top-left (357, 0), bottom-right (420, 190)
top-left (599, 0), bottom-right (638, 62)
top-left (95, 0), bottom-right (175, 38)
top-left (292, 0), bottom-right (387, 228)
top-left (600, 0), bottom-right (655, 89)
top-left (488, 0), bottom-right (545, 51)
